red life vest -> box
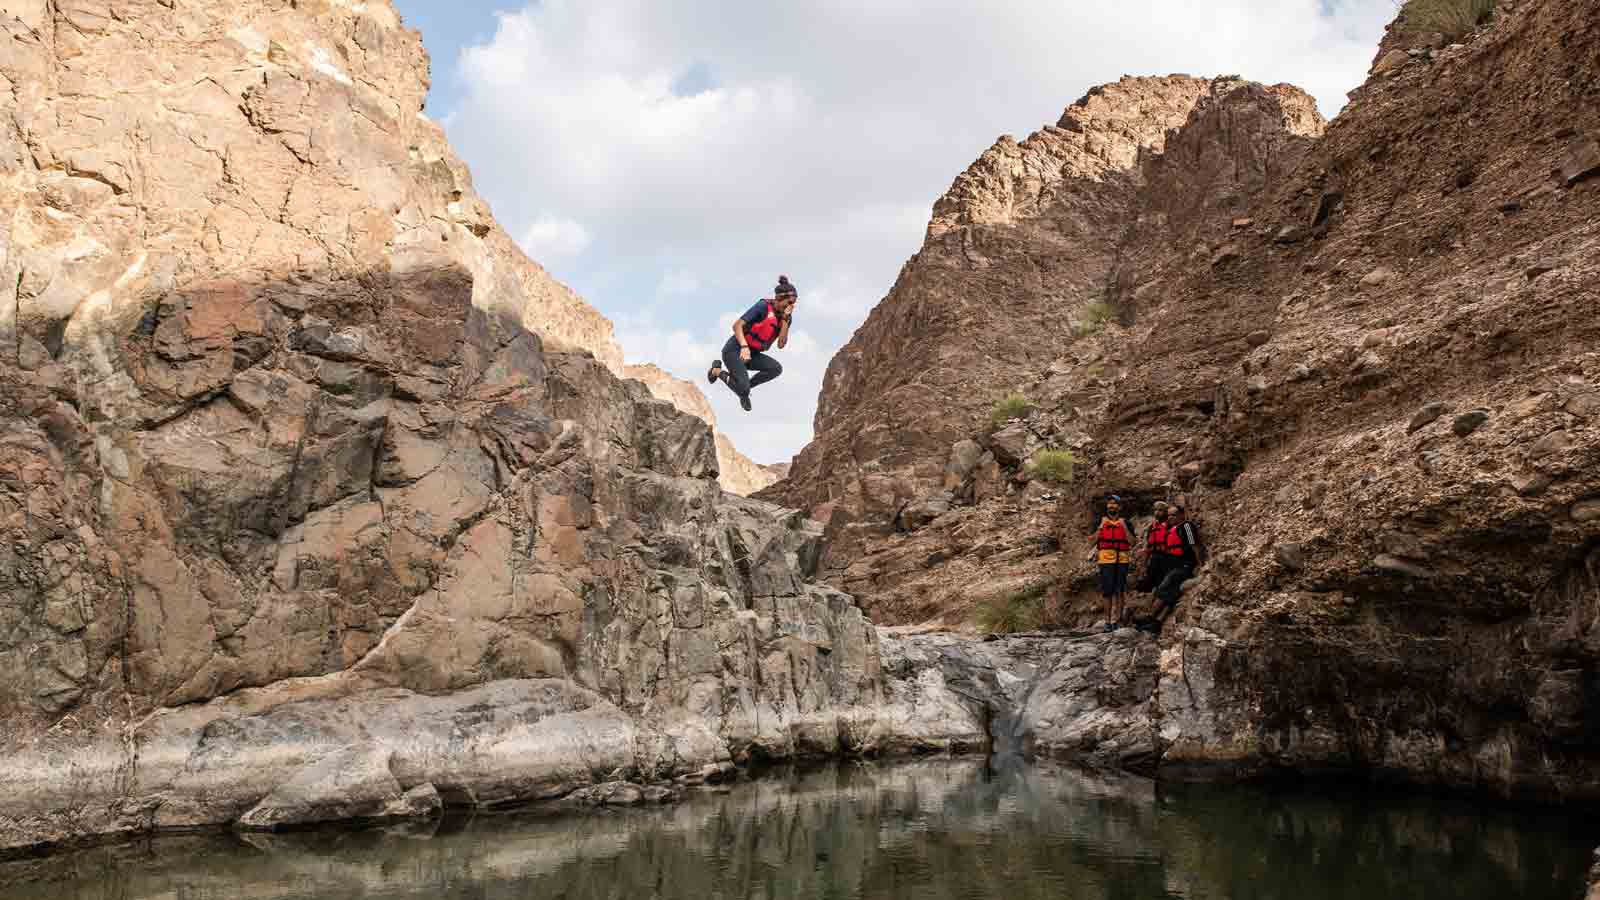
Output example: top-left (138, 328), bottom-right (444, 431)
top-left (745, 302), bottom-right (783, 351)
top-left (1146, 520), bottom-right (1169, 553)
top-left (1097, 518), bottom-right (1132, 564)
top-left (1164, 523), bottom-right (1186, 557)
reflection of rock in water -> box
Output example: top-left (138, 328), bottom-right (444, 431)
top-left (4, 761), bottom-right (1591, 900)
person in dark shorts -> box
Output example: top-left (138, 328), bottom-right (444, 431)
top-left (1134, 501), bottom-right (1171, 594)
top-left (707, 275), bottom-right (797, 411)
top-left (1089, 495), bottom-right (1134, 631)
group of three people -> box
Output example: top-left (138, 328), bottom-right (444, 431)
top-left (1092, 496), bottom-right (1205, 633)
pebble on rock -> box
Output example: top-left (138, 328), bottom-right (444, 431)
top-left (1408, 401), bottom-right (1451, 433)
top-left (1452, 409), bottom-right (1490, 436)
top-left (1275, 543), bottom-right (1306, 572)
top-left (1360, 266), bottom-right (1396, 287)
top-left (1373, 555), bottom-right (1435, 579)
top-left (1529, 430), bottom-right (1573, 460)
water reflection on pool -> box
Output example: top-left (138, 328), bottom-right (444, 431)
top-left (4, 758), bottom-right (1595, 900)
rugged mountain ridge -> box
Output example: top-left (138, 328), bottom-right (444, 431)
top-left (770, 0), bottom-right (1600, 801)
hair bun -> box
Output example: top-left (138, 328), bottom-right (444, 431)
top-left (777, 275), bottom-right (791, 285)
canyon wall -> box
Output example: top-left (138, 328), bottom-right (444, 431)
top-left (0, 0), bottom-right (944, 850)
top-left (769, 0), bottom-right (1600, 800)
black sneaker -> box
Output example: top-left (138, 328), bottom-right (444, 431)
top-left (706, 361), bottom-right (722, 384)
top-left (740, 394), bottom-right (752, 412)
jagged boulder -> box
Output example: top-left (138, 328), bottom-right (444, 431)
top-left (623, 362), bottom-right (779, 496)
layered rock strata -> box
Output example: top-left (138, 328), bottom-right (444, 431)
top-left (1103, 0), bottom-right (1600, 799)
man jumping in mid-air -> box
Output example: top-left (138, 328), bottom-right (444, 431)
top-left (708, 275), bottom-right (797, 411)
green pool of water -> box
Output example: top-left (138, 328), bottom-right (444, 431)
top-left (4, 759), bottom-right (1594, 899)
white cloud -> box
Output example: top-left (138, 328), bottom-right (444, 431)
top-left (659, 269), bottom-right (701, 296)
top-left (439, 0), bottom-right (1395, 464)
top-left (518, 216), bottom-right (592, 260)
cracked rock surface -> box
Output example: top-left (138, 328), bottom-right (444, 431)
top-left (0, 0), bottom-right (996, 850)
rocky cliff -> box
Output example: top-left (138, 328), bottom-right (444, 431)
top-left (623, 363), bottom-right (779, 496)
top-left (769, 0), bottom-right (1600, 801)
top-left (0, 0), bottom-right (964, 851)
top-left (1107, 0), bottom-right (1600, 799)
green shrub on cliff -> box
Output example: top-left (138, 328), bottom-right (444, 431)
top-left (989, 392), bottom-right (1032, 429)
top-left (1397, 0), bottom-right (1495, 40)
top-left (974, 582), bottom-right (1051, 634)
top-left (1028, 449), bottom-right (1077, 484)
top-left (1074, 300), bottom-right (1116, 337)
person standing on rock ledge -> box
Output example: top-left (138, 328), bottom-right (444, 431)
top-left (1089, 495), bottom-right (1134, 631)
top-left (707, 275), bottom-right (797, 411)
top-left (1134, 501), bottom-right (1172, 595)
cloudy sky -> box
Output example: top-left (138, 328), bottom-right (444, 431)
top-left (391, 0), bottom-right (1395, 465)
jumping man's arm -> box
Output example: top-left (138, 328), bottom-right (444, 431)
top-left (776, 313), bottom-right (791, 350)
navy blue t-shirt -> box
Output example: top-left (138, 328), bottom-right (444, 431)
top-left (739, 301), bottom-right (788, 349)
top-left (740, 301), bottom-right (773, 328)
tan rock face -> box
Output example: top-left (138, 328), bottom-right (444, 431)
top-left (623, 363), bottom-right (779, 496)
top-left (0, 0), bottom-right (917, 850)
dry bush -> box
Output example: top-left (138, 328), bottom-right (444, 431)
top-left (1074, 300), bottom-right (1116, 337)
top-left (1397, 0), bottom-right (1495, 40)
top-left (1028, 449), bottom-right (1078, 484)
top-left (974, 582), bottom-right (1051, 634)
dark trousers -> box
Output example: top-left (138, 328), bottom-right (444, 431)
top-left (721, 336), bottom-right (782, 398)
top-left (1155, 564), bottom-right (1193, 607)
top-left (1136, 556), bottom-right (1170, 593)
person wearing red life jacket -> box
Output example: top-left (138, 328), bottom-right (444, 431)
top-left (707, 275), bottom-right (797, 411)
top-left (1134, 501), bottom-right (1172, 594)
top-left (1087, 495), bottom-right (1134, 631)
